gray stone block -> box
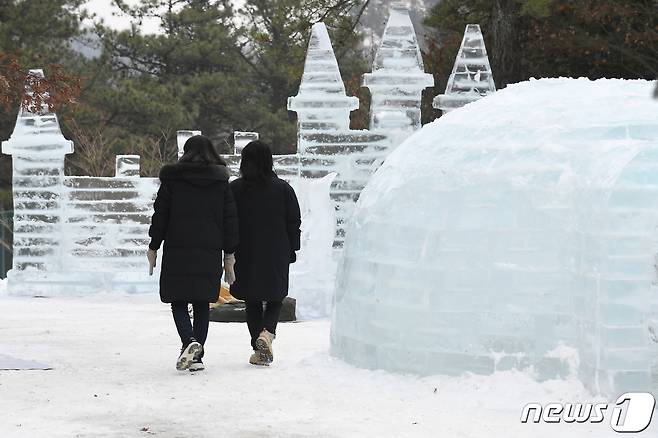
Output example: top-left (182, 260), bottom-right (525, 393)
top-left (209, 296), bottom-right (296, 323)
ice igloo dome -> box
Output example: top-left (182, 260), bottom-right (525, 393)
top-left (330, 78), bottom-right (658, 395)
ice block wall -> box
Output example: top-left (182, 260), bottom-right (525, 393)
top-left (331, 78), bottom-right (658, 396)
top-left (2, 71), bottom-right (160, 294)
top-left (434, 24), bottom-right (496, 114)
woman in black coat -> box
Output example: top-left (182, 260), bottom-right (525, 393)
top-left (229, 141), bottom-right (301, 366)
top-left (147, 135), bottom-right (239, 372)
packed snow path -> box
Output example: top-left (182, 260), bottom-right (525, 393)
top-left (0, 294), bottom-right (653, 437)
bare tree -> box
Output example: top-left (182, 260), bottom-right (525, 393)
top-left (131, 129), bottom-right (178, 177)
top-left (67, 120), bottom-right (116, 177)
top-left (0, 212), bottom-right (12, 253)
top-left (0, 53), bottom-right (81, 114)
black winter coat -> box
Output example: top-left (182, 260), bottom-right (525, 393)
top-left (149, 162), bottom-right (239, 303)
top-left (229, 176), bottom-right (301, 302)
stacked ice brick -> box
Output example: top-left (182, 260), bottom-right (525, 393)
top-left (2, 71), bottom-right (159, 294)
top-left (331, 78), bottom-right (658, 395)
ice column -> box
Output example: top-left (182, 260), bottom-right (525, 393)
top-left (115, 155), bottom-right (140, 177)
top-left (176, 130), bottom-right (201, 159)
top-left (434, 24), bottom-right (496, 114)
top-left (288, 22), bottom-right (359, 151)
top-left (1, 69), bottom-right (73, 272)
top-left (233, 131), bottom-right (259, 155)
top-left (363, 4), bottom-right (434, 131)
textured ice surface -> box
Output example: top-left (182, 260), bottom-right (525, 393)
top-left (331, 78), bottom-right (658, 395)
top-left (362, 4), bottom-right (433, 131)
top-left (434, 24), bottom-right (496, 114)
top-left (288, 22), bottom-right (359, 134)
top-left (290, 173), bottom-right (338, 319)
top-left (115, 155), bottom-right (140, 177)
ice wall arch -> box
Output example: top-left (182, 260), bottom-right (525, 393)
top-left (330, 78), bottom-right (658, 395)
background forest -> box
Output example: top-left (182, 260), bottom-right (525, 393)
top-left (0, 0), bottom-right (657, 214)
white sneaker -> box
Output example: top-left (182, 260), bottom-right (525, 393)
top-left (255, 329), bottom-right (275, 364)
top-left (188, 359), bottom-right (205, 372)
top-left (176, 341), bottom-right (202, 371)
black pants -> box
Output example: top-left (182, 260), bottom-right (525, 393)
top-left (245, 301), bottom-right (283, 351)
top-left (171, 301), bottom-right (209, 356)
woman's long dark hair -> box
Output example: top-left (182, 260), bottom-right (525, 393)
top-left (240, 140), bottom-right (276, 183)
top-left (179, 135), bottom-right (226, 166)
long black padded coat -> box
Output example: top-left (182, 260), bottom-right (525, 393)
top-left (229, 176), bottom-right (301, 302)
top-left (149, 162), bottom-right (239, 303)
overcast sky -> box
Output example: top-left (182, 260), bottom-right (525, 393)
top-left (83, 0), bottom-right (170, 33)
top-left (82, 0), bottom-right (248, 33)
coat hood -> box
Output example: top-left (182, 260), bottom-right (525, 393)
top-left (159, 162), bottom-right (230, 186)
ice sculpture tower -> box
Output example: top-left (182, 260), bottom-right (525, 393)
top-left (287, 7), bottom-right (433, 246)
top-left (434, 24), bottom-right (496, 114)
top-left (362, 4), bottom-right (434, 131)
top-left (288, 23), bottom-right (359, 140)
top-left (1, 69), bottom-right (73, 273)
top-left (331, 78), bottom-right (658, 396)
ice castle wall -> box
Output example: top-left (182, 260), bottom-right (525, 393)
top-left (2, 74), bottom-right (160, 294)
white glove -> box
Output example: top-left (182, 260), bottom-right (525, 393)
top-left (223, 253), bottom-right (236, 285)
top-left (147, 248), bottom-right (157, 275)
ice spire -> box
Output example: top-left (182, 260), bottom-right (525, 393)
top-left (1, 69), bottom-right (72, 277)
top-left (362, 3), bottom-right (434, 131)
top-left (434, 24), bottom-right (496, 114)
top-left (2, 69), bottom-right (73, 156)
top-left (288, 23), bottom-right (359, 135)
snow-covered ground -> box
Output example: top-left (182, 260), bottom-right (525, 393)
top-left (0, 293), bottom-right (653, 437)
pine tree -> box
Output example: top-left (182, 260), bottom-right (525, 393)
top-left (424, 0), bottom-right (658, 91)
top-left (95, 0), bottom-right (366, 155)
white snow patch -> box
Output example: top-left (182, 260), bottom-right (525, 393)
top-left (0, 295), bottom-right (650, 437)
